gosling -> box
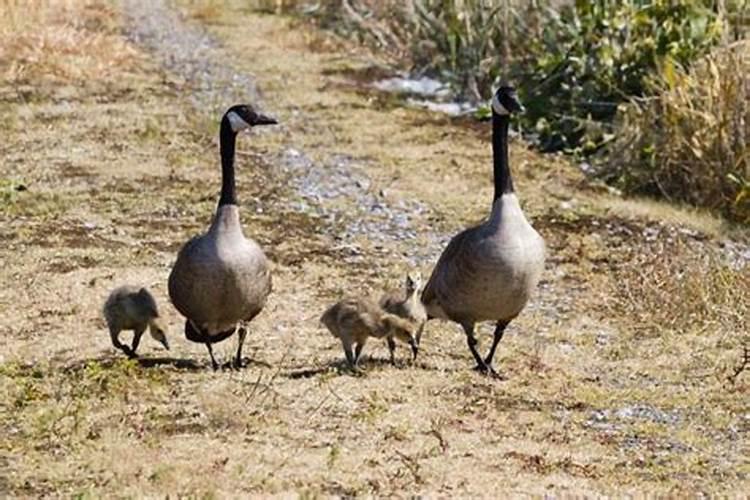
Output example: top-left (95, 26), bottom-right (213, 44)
top-left (380, 270), bottom-right (428, 361)
top-left (103, 285), bottom-right (170, 358)
top-left (320, 296), bottom-right (418, 369)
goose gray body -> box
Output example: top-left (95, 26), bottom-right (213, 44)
top-left (421, 86), bottom-right (545, 376)
top-left (168, 205), bottom-right (271, 336)
top-left (423, 194), bottom-right (545, 324)
top-left (167, 104), bottom-right (277, 369)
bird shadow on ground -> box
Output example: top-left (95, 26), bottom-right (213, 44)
top-left (59, 354), bottom-right (204, 373)
top-left (217, 357), bottom-right (273, 371)
top-left (284, 356), bottom-right (439, 379)
top-left (136, 356), bottom-right (204, 370)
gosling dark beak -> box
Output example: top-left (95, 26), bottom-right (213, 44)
top-left (162, 339), bottom-right (170, 351)
top-left (253, 113), bottom-right (278, 126)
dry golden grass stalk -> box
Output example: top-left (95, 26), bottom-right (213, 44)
top-left (0, 0), bottom-right (139, 86)
top-left (607, 41), bottom-right (750, 223)
top-left (607, 239), bottom-right (749, 338)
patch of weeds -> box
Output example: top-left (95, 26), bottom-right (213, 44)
top-left (1, 189), bottom-right (67, 218)
top-left (78, 359), bottom-right (139, 397)
top-left (601, 341), bottom-right (637, 362)
top-left (1, 362), bottom-right (48, 409)
top-left (353, 391), bottom-right (389, 424)
top-left (147, 464), bottom-right (175, 485)
top-left (71, 490), bottom-right (97, 500)
top-left (607, 240), bottom-right (749, 338)
top-left (0, 178), bottom-right (28, 211)
top-left (326, 442), bottom-right (341, 468)
top-left (135, 116), bottom-right (168, 144)
top-left (0, 363), bottom-right (48, 410)
top-left (12, 378), bottom-right (47, 409)
top-left (64, 358), bottom-right (167, 402)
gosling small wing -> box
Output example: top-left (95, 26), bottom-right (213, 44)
top-left (379, 289), bottom-right (404, 314)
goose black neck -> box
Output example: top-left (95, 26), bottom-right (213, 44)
top-left (492, 111), bottom-right (514, 200)
top-left (218, 117), bottom-right (237, 206)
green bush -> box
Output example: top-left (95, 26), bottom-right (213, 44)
top-left (519, 0), bottom-right (725, 152)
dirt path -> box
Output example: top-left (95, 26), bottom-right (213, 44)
top-left (1, 0), bottom-right (747, 496)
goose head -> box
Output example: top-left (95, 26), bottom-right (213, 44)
top-left (224, 104), bottom-right (278, 132)
top-left (491, 86), bottom-right (524, 116)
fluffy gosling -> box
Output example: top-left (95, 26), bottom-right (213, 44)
top-left (103, 285), bottom-right (170, 358)
top-left (320, 296), bottom-right (418, 369)
top-left (380, 270), bottom-right (428, 361)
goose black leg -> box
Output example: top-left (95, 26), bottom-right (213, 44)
top-left (233, 327), bottom-right (247, 369)
top-left (461, 322), bottom-right (489, 372)
top-left (206, 343), bottom-right (219, 370)
top-left (483, 320), bottom-right (509, 379)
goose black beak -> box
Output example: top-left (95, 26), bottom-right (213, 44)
top-left (508, 96), bottom-right (525, 114)
top-left (253, 113), bottom-right (278, 126)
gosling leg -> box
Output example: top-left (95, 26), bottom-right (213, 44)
top-left (130, 327), bottom-right (145, 357)
top-left (341, 338), bottom-right (356, 369)
top-left (108, 326), bottom-right (134, 358)
top-left (415, 323), bottom-right (425, 352)
top-left (354, 338), bottom-right (367, 365)
top-left (386, 336), bottom-right (397, 365)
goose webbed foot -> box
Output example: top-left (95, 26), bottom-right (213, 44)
top-left (472, 363), bottom-right (505, 380)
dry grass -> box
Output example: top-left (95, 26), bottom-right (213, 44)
top-left (606, 41), bottom-right (750, 223)
top-left (608, 240), bottom-right (749, 338)
top-left (1, 0), bottom-right (749, 496)
top-left (258, 0), bottom-right (550, 99)
top-left (0, 0), bottom-right (140, 87)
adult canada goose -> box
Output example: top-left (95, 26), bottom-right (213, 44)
top-left (421, 86), bottom-right (545, 377)
top-left (168, 104), bottom-right (277, 370)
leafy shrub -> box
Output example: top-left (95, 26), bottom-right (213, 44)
top-left (285, 1), bottom-right (735, 149)
top-left (520, 0), bottom-right (725, 152)
top-left (602, 42), bottom-right (750, 223)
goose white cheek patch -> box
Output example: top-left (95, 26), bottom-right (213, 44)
top-left (227, 111), bottom-right (250, 132)
top-left (491, 94), bottom-right (509, 115)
